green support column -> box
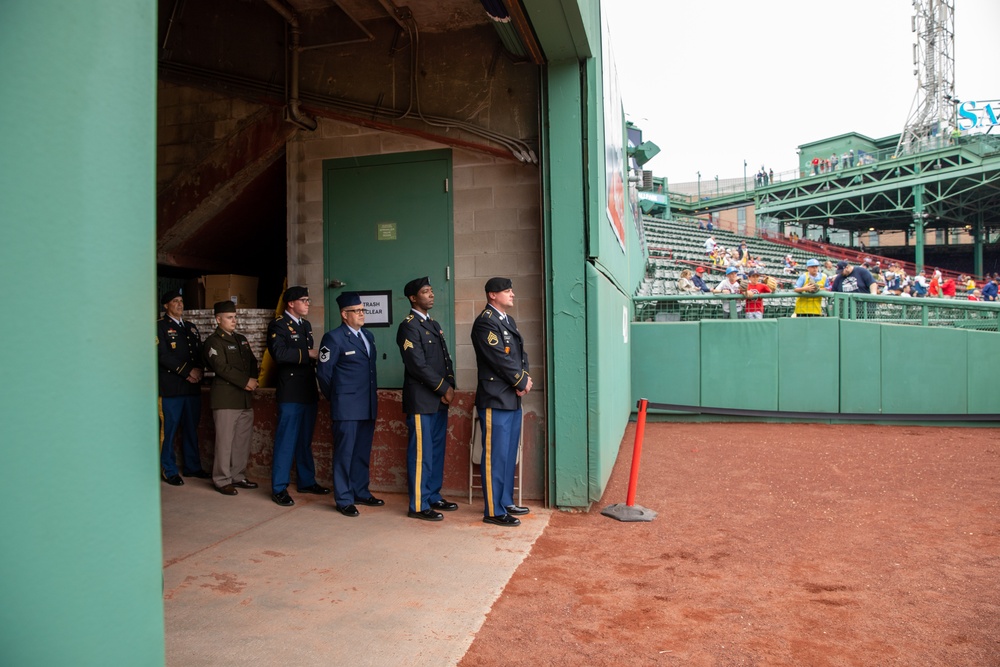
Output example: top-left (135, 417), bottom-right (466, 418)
top-left (543, 60), bottom-right (590, 507)
top-left (0, 3), bottom-right (165, 666)
top-left (914, 183), bottom-right (925, 274)
top-left (974, 211), bottom-right (984, 277)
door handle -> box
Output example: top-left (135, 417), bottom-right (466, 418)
top-left (328, 279), bottom-right (346, 288)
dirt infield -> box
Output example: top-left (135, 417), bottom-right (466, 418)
top-left (460, 422), bottom-right (1000, 666)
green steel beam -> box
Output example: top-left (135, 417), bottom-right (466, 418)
top-left (914, 183), bottom-right (925, 272)
top-left (521, 0), bottom-right (598, 60)
top-left (543, 60), bottom-right (590, 507)
top-left (0, 2), bottom-right (165, 665)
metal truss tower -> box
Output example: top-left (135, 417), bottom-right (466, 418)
top-left (896, 0), bottom-right (956, 156)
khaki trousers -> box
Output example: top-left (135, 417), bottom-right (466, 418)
top-left (212, 408), bottom-right (253, 487)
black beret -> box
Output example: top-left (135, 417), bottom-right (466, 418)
top-left (284, 285), bottom-right (309, 302)
top-left (160, 289), bottom-right (183, 306)
top-left (485, 277), bottom-right (512, 294)
top-left (214, 300), bottom-right (237, 315)
top-left (336, 292), bottom-right (362, 309)
top-left (404, 276), bottom-right (430, 297)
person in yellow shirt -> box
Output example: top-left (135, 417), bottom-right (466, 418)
top-left (793, 259), bottom-right (828, 317)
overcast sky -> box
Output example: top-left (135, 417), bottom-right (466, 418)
top-left (605, 0), bottom-right (999, 186)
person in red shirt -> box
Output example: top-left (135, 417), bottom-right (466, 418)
top-left (928, 270), bottom-right (941, 297)
top-left (941, 277), bottom-right (956, 298)
top-left (743, 269), bottom-right (772, 319)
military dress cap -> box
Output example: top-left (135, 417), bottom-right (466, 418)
top-left (404, 276), bottom-right (430, 297)
top-left (284, 285), bottom-right (309, 302)
top-left (485, 277), bottom-right (512, 294)
top-left (161, 289), bottom-right (183, 305)
top-left (336, 292), bottom-right (362, 309)
top-left (214, 300), bottom-right (237, 315)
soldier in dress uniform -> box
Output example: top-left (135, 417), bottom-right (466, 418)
top-left (157, 289), bottom-right (209, 485)
top-left (396, 277), bottom-right (459, 522)
top-left (317, 292), bottom-right (382, 517)
top-left (470, 277), bottom-right (532, 526)
top-left (266, 285), bottom-right (330, 506)
top-left (203, 301), bottom-right (259, 496)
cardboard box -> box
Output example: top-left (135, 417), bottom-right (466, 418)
top-left (202, 274), bottom-right (258, 308)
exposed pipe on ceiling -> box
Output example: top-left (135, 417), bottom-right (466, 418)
top-left (264, 0), bottom-right (318, 131)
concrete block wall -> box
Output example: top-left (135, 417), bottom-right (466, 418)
top-left (157, 82), bottom-right (264, 191)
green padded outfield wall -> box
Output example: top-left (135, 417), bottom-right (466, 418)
top-left (0, 2), bottom-right (165, 665)
top-left (632, 320), bottom-right (999, 417)
top-left (586, 264), bottom-right (634, 502)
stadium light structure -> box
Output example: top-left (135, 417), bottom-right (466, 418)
top-left (628, 140), bottom-right (660, 167)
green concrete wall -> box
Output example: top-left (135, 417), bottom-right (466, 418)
top-left (586, 264), bottom-right (633, 502)
top-left (0, 3), bottom-right (165, 665)
top-left (632, 321), bottom-right (1000, 417)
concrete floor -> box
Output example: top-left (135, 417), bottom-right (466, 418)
top-left (162, 481), bottom-right (550, 666)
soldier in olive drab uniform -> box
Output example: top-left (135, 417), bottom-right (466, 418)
top-left (203, 301), bottom-right (260, 496)
top-left (470, 277), bottom-right (532, 527)
top-left (396, 277), bottom-right (459, 522)
top-left (157, 289), bottom-right (209, 485)
top-left (266, 285), bottom-right (330, 507)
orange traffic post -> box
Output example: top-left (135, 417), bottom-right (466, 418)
top-left (601, 398), bottom-right (657, 522)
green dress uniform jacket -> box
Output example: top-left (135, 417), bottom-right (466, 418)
top-left (203, 327), bottom-right (259, 410)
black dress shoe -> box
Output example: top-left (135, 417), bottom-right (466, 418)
top-left (505, 504), bottom-right (530, 515)
top-left (336, 504), bottom-right (360, 517)
top-left (408, 509), bottom-right (444, 521)
top-left (163, 474), bottom-right (184, 486)
top-left (233, 479), bottom-right (258, 489)
top-left (483, 514), bottom-right (521, 527)
top-left (430, 500), bottom-right (459, 511)
top-left (214, 484), bottom-right (238, 496)
top-left (355, 496), bottom-right (385, 506)
top-left (298, 484), bottom-right (331, 495)
top-left (183, 470), bottom-right (212, 479)
top-left (271, 490), bottom-right (295, 506)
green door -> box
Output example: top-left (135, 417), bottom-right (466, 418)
top-left (323, 150), bottom-right (453, 388)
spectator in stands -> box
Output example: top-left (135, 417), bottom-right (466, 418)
top-left (743, 270), bottom-right (771, 319)
top-left (964, 275), bottom-right (977, 293)
top-left (968, 288), bottom-right (982, 301)
top-left (712, 266), bottom-right (744, 316)
top-left (706, 219), bottom-right (714, 232)
top-left (812, 157), bottom-right (820, 175)
top-left (912, 271), bottom-right (929, 297)
top-left (928, 270), bottom-right (941, 297)
top-left (691, 266), bottom-right (712, 293)
top-left (849, 149), bottom-right (855, 168)
top-left (982, 275), bottom-right (999, 301)
top-left (704, 235), bottom-right (717, 256)
top-left (900, 285), bottom-right (913, 297)
top-left (884, 270), bottom-right (902, 295)
top-left (782, 254), bottom-right (797, 275)
top-left (769, 168), bottom-right (774, 184)
top-left (823, 259), bottom-right (837, 276)
top-left (738, 242), bottom-right (749, 267)
top-left (677, 269), bottom-right (700, 294)
top-left (831, 260), bottom-right (878, 295)
top-left (941, 276), bottom-right (956, 298)
top-left (793, 259), bottom-right (828, 317)
top-left (697, 218), bottom-right (706, 230)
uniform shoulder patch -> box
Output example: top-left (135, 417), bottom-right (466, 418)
top-left (319, 346), bottom-right (330, 363)
top-left (402, 339), bottom-right (414, 351)
top-left (404, 314), bottom-right (414, 323)
top-left (480, 309), bottom-right (492, 319)
top-left (487, 331), bottom-right (499, 346)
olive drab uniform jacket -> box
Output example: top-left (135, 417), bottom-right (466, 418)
top-left (157, 316), bottom-right (203, 398)
top-left (396, 311), bottom-right (456, 415)
top-left (470, 304), bottom-right (529, 411)
top-left (203, 327), bottom-right (259, 410)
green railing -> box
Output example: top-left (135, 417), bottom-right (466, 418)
top-left (634, 292), bottom-right (1000, 331)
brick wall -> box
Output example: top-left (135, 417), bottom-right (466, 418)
top-left (184, 308), bottom-right (273, 361)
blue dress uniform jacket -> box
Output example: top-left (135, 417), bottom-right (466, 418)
top-left (470, 305), bottom-right (529, 411)
top-left (316, 324), bottom-right (378, 420)
top-left (157, 316), bottom-right (203, 397)
top-left (266, 314), bottom-right (318, 404)
top-left (203, 328), bottom-right (259, 410)
top-left (396, 312), bottom-right (456, 414)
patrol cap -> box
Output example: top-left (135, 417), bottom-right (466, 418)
top-left (725, 267), bottom-right (738, 275)
top-left (161, 289), bottom-right (183, 305)
top-left (806, 259), bottom-right (820, 267)
top-left (404, 276), bottom-right (430, 297)
top-left (485, 277), bottom-right (512, 294)
top-left (214, 300), bottom-right (237, 315)
top-left (836, 260), bottom-right (849, 271)
top-left (336, 292), bottom-right (362, 309)
top-left (284, 285), bottom-right (309, 302)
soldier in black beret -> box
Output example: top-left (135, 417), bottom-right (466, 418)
top-left (266, 286), bottom-right (330, 506)
top-left (470, 277), bottom-right (531, 526)
top-left (396, 277), bottom-right (458, 521)
top-left (157, 289), bottom-right (209, 485)
top-left (203, 301), bottom-right (260, 495)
